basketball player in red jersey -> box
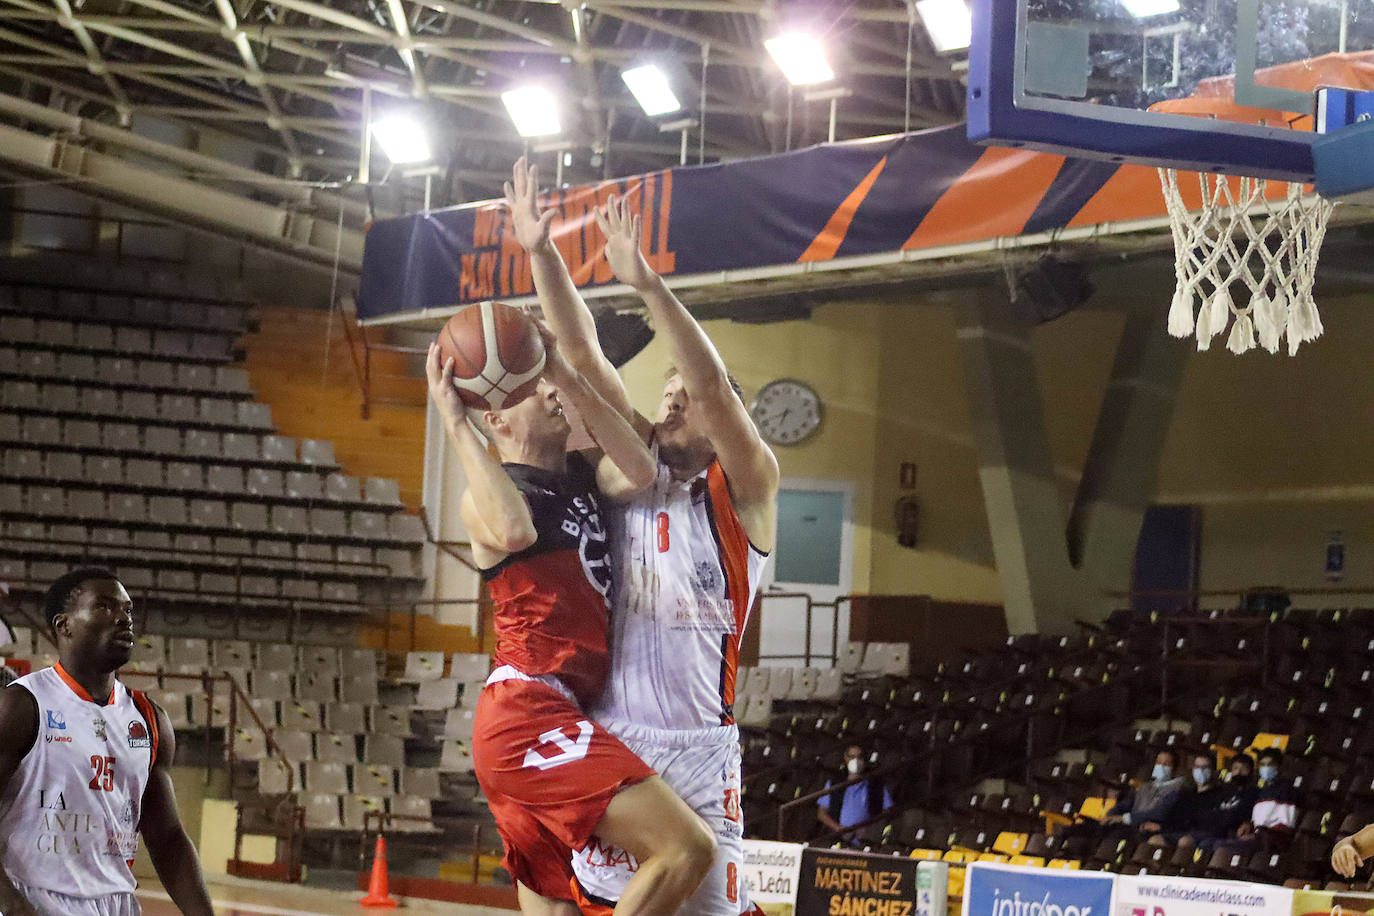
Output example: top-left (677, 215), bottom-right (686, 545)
top-left (427, 320), bottom-right (716, 916)
top-left (0, 568), bottom-right (213, 916)
top-left (505, 159), bottom-right (778, 915)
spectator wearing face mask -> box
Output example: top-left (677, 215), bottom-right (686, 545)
top-left (1231, 748), bottom-right (1299, 852)
top-left (1101, 748), bottom-right (1186, 836)
top-left (817, 745), bottom-right (894, 845)
top-left (1061, 749), bottom-right (1185, 854)
top-left (1156, 752), bottom-right (1258, 849)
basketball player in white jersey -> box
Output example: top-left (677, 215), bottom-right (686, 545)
top-left (0, 568), bottom-right (214, 916)
top-left (505, 159), bottom-right (778, 915)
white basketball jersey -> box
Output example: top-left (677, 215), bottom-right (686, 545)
top-left (0, 666), bottom-right (159, 899)
top-left (592, 454), bottom-right (769, 731)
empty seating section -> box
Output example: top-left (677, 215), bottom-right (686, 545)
top-left (0, 282), bottom-right (425, 617)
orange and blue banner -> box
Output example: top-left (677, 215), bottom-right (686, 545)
top-left (358, 124), bottom-right (1178, 320)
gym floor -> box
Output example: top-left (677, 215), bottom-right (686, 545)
top-left (136, 877), bottom-right (514, 915)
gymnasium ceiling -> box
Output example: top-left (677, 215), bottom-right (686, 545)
top-left (0, 0), bottom-right (967, 205)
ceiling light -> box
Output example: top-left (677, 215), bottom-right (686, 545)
top-left (502, 85), bottom-right (562, 137)
top-left (621, 64), bottom-right (682, 117)
top-left (369, 113), bottom-right (431, 164)
top-left (1122, 0), bottom-right (1180, 16)
top-left (764, 32), bottom-right (835, 86)
top-left (915, 0), bottom-right (973, 53)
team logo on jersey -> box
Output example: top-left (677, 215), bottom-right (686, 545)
top-left (91, 717), bottom-right (106, 740)
top-left (127, 721), bottom-right (151, 749)
top-left (692, 560), bottom-right (719, 595)
top-left (45, 710), bottom-right (66, 730)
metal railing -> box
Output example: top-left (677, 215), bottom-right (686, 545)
top-left (754, 591), bottom-right (852, 668)
top-left (335, 309), bottom-right (427, 421)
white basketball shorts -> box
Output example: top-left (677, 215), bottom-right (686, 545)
top-left (571, 720), bottom-right (751, 916)
top-left (10, 881), bottom-right (140, 916)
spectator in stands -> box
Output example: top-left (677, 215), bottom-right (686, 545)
top-left (1230, 747), bottom-right (1299, 852)
top-left (817, 745), bottom-right (894, 846)
top-left (1061, 748), bottom-right (1184, 853)
top-left (1155, 752), bottom-right (1257, 849)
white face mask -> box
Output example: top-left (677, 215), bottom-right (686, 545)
top-left (847, 758), bottom-right (862, 776)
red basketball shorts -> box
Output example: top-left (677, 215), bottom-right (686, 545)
top-left (471, 674), bottom-right (655, 901)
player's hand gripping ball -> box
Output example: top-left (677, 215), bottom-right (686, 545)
top-left (435, 302), bottom-right (547, 411)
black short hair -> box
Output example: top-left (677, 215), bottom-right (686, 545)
top-left (42, 567), bottom-right (118, 631)
top-left (1258, 747), bottom-right (1284, 765)
top-left (1158, 747), bottom-right (1179, 766)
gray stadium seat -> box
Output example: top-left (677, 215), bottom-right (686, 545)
top-left (69, 490), bottom-right (106, 520)
top-left (389, 514), bottom-right (426, 545)
top-left (285, 471), bottom-right (323, 500)
top-left (100, 422), bottom-right (139, 451)
top-left (246, 469), bottom-right (284, 498)
top-left (205, 466), bottom-right (244, 494)
top-left (311, 509), bottom-right (347, 538)
top-left (339, 675), bottom-right (378, 705)
top-left (230, 502), bottom-right (269, 532)
top-left (272, 730), bottom-right (314, 764)
top-left (362, 734), bottom-right (405, 768)
top-left (389, 796), bottom-right (434, 832)
top-left (302, 794), bottom-right (342, 830)
top-left (341, 649), bottom-right (379, 679)
top-left (270, 506), bottom-right (308, 536)
top-left (230, 729), bottom-right (269, 762)
top-left (414, 679), bottom-right (460, 710)
top-left (102, 357), bottom-right (137, 384)
top-left (26, 487), bottom-right (63, 516)
top-left (340, 796), bottom-right (384, 832)
top-left (2, 381), bottom-right (39, 408)
top-left (116, 327), bottom-right (151, 354)
top-left (299, 646), bottom-right (341, 676)
top-left (399, 768), bottom-right (441, 799)
top-left (136, 360), bottom-right (176, 388)
top-left (46, 452), bottom-right (82, 482)
top-left (129, 635), bottom-right (166, 668)
top-left (221, 432), bottom-right (259, 461)
top-left (261, 436), bottom-right (296, 464)
top-left (121, 391), bottom-right (158, 419)
top-left (79, 388), bottom-right (120, 417)
top-left (22, 417), bottom-right (61, 445)
top-left (364, 478), bottom-right (402, 506)
top-left (160, 395), bottom-right (198, 422)
top-left (372, 707), bottom-right (412, 736)
top-left (35, 320), bottom-right (74, 347)
top-left (44, 384), bottom-right (78, 412)
top-left (356, 765), bottom-right (397, 799)
top-left (177, 364), bottom-right (215, 391)
top-left (166, 462), bottom-right (202, 491)
top-left (144, 426), bottom-right (182, 455)
top-left (0, 315), bottom-right (34, 341)
top-left (249, 670), bottom-right (293, 701)
top-left (216, 368), bottom-right (253, 393)
top-left (237, 402), bottom-right (273, 429)
top-left (315, 732), bottom-right (357, 764)
top-left (349, 511), bottom-right (386, 540)
top-left (3, 448), bottom-right (40, 477)
top-left (295, 672), bottom-right (336, 704)
top-left (0, 414), bottom-right (19, 442)
top-left (324, 474), bottom-right (362, 502)
top-left (191, 333), bottom-right (229, 360)
top-left (280, 700), bottom-right (322, 731)
top-left (300, 440), bottom-right (335, 465)
top-left (189, 499), bottom-right (229, 529)
top-left (184, 429), bottom-right (221, 458)
top-left (148, 496), bottom-right (188, 526)
top-left (324, 703), bottom-right (367, 734)
top-left (439, 739), bottom-right (474, 772)
top-left (153, 329), bottom-right (191, 357)
top-left (281, 579), bottom-right (320, 602)
top-left (303, 761), bottom-right (348, 795)
top-left (212, 640), bottom-right (252, 670)
top-left (255, 643), bottom-right (294, 670)
top-left (87, 456), bottom-right (122, 484)
top-left (240, 576), bottom-right (277, 599)
top-left (58, 353), bottom-right (96, 379)
top-left (198, 398), bottom-right (238, 426)
top-left (257, 759), bottom-right (294, 795)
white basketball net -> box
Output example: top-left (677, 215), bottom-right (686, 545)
top-left (1158, 168), bottom-right (1334, 356)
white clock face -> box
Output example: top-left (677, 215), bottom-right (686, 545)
top-left (750, 379), bottom-right (822, 446)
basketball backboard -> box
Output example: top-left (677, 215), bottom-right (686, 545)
top-left (968, 0), bottom-right (1374, 183)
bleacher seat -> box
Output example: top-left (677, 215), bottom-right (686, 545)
top-left (439, 739), bottom-right (474, 772)
top-left (314, 732), bottom-right (357, 765)
top-left (303, 761), bottom-right (349, 795)
top-left (355, 765), bottom-right (397, 797)
top-left (303, 794), bottom-right (343, 830)
top-left (403, 651), bottom-right (445, 682)
top-left (256, 759), bottom-right (294, 795)
top-left (372, 707), bottom-right (411, 736)
top-left (325, 703), bottom-right (368, 734)
top-left (363, 734), bottom-right (405, 768)
top-left (399, 767), bottom-right (441, 799)
top-left (449, 653), bottom-right (490, 681)
top-left (390, 795), bottom-right (434, 832)
top-left (415, 679), bottom-right (460, 710)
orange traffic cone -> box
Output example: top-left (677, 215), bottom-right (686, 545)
top-left (360, 834), bottom-right (398, 908)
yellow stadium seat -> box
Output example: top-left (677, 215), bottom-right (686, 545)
top-left (942, 849), bottom-right (979, 864)
top-left (1047, 858), bottom-right (1081, 870)
top-left (1078, 797), bottom-right (1110, 820)
top-left (993, 832), bottom-right (1028, 855)
top-left (1248, 733), bottom-right (1290, 754)
top-left (947, 866), bottom-right (966, 896)
top-left (1011, 855), bottom-right (1047, 867)
top-left (977, 853), bottom-right (1011, 863)
top-left (910, 849), bottom-right (945, 861)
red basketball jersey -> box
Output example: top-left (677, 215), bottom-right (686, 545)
top-left (481, 453), bottom-right (612, 707)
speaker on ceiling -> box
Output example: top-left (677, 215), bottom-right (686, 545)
top-left (1012, 255), bottom-right (1095, 324)
top-left (595, 310), bottom-right (655, 368)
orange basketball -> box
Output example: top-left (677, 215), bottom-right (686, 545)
top-left (435, 302), bottom-right (546, 411)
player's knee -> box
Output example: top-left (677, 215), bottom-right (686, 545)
top-left (667, 817), bottom-right (717, 883)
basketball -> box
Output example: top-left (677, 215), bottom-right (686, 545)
top-left (435, 302), bottom-right (546, 411)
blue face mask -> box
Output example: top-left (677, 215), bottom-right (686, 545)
top-left (1152, 764), bottom-right (1173, 781)
top-left (1193, 767), bottom-right (1213, 785)
top-left (1259, 764), bottom-right (1278, 781)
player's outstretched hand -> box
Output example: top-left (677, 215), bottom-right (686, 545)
top-left (1333, 838), bottom-right (1364, 877)
top-left (595, 194), bottom-right (657, 292)
top-left (426, 342), bottom-right (471, 429)
top-left (503, 156), bottom-right (556, 254)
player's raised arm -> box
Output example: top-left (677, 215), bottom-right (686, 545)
top-left (0, 687), bottom-right (40, 916)
top-left (426, 343), bottom-right (537, 564)
top-left (504, 158), bottom-right (640, 427)
top-left (139, 704), bottom-right (215, 916)
top-left (595, 195), bottom-right (780, 546)
top-left (534, 320), bottom-right (655, 500)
